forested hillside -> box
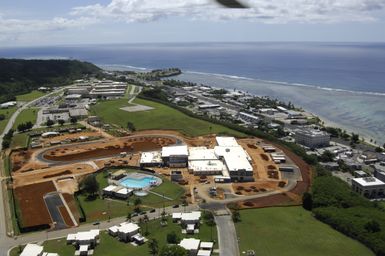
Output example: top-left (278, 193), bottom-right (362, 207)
top-left (0, 59), bottom-right (101, 103)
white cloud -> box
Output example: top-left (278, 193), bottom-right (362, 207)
top-left (70, 0), bottom-right (385, 23)
top-left (0, 15), bottom-right (97, 34)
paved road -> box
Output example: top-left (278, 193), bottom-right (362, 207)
top-left (215, 214), bottom-right (240, 256)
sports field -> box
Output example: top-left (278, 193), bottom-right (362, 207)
top-left (235, 207), bottom-right (374, 256)
top-left (90, 98), bottom-right (244, 137)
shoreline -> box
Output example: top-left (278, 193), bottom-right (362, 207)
top-left (100, 64), bottom-right (384, 146)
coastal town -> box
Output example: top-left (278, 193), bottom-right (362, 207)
top-left (0, 65), bottom-right (384, 256)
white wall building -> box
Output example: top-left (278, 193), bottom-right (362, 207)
top-left (215, 137), bottom-right (254, 182)
top-left (294, 129), bottom-right (330, 148)
top-left (179, 238), bottom-right (201, 256)
top-left (162, 145), bottom-right (189, 167)
top-left (109, 222), bottom-right (141, 243)
top-left (352, 177), bottom-right (385, 198)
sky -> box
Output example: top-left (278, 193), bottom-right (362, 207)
top-left (1, 0), bottom-right (385, 46)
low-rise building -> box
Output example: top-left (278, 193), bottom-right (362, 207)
top-left (179, 238), bottom-right (201, 256)
top-left (238, 112), bottom-right (259, 124)
top-left (162, 145), bottom-right (189, 167)
top-left (352, 177), bottom-right (385, 198)
top-left (109, 222), bottom-right (141, 243)
top-left (140, 151), bottom-right (163, 168)
top-left (215, 137), bottom-right (254, 182)
top-left (294, 129), bottom-right (330, 148)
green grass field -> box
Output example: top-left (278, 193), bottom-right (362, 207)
top-left (12, 108), bottom-right (38, 129)
top-left (78, 171), bottom-right (185, 222)
top-left (0, 107), bottom-right (17, 134)
top-left (235, 207), bottom-right (374, 256)
top-left (90, 98), bottom-right (244, 137)
top-left (9, 216), bottom-right (217, 256)
top-left (10, 133), bottom-right (29, 149)
top-left (16, 90), bottom-right (46, 102)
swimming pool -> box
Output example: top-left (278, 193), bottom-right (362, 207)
top-left (119, 176), bottom-right (159, 189)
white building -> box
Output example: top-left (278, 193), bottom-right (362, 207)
top-left (140, 151), bottom-right (163, 168)
top-left (352, 177), bottom-right (385, 198)
top-left (162, 145), bottom-right (189, 167)
top-left (179, 238), bottom-right (201, 256)
top-left (109, 222), bottom-right (141, 243)
top-left (238, 112), bottom-right (259, 124)
top-left (66, 229), bottom-right (100, 248)
top-left (102, 185), bottom-right (133, 199)
top-left (188, 147), bottom-right (225, 176)
top-left (294, 129), bottom-right (330, 148)
top-left (215, 137), bottom-right (254, 182)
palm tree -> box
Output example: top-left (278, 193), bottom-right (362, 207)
top-left (148, 238), bottom-right (159, 256)
top-left (143, 214), bottom-right (150, 235)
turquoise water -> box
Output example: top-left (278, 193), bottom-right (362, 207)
top-left (119, 176), bottom-right (157, 189)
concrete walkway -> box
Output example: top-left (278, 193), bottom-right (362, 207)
top-left (215, 214), bottom-right (240, 256)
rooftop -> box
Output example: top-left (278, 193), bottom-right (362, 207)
top-left (189, 147), bottom-right (218, 161)
top-left (179, 238), bottom-right (201, 251)
top-left (140, 151), bottom-right (162, 164)
top-left (162, 145), bottom-right (189, 157)
top-left (216, 137), bottom-right (239, 147)
top-left (353, 177), bottom-right (385, 186)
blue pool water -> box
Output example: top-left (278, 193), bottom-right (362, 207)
top-left (119, 176), bottom-right (157, 189)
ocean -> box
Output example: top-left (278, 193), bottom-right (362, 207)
top-left (0, 42), bottom-right (384, 144)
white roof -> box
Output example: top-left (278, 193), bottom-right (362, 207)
top-left (214, 146), bottom-right (253, 172)
top-left (216, 137), bottom-right (239, 147)
top-left (200, 242), bottom-right (214, 249)
top-left (140, 151), bottom-right (162, 164)
top-left (119, 222), bottom-right (139, 233)
top-left (73, 230), bottom-right (99, 241)
top-left (42, 131), bottom-right (60, 137)
top-left (79, 245), bottom-right (89, 252)
top-left (116, 188), bottom-right (133, 195)
top-left (162, 145), bottom-right (188, 157)
top-left (172, 213), bottom-right (183, 219)
top-left (103, 185), bottom-right (118, 192)
top-left (187, 224), bottom-right (195, 230)
top-left (20, 244), bottom-right (44, 256)
top-left (353, 177), bottom-right (385, 186)
top-left (189, 160), bottom-right (225, 172)
top-left (179, 238), bottom-right (201, 251)
top-left (67, 233), bottom-right (77, 240)
top-left (189, 147), bottom-right (218, 161)
top-left (181, 211), bottom-right (201, 222)
top-left (198, 250), bottom-right (212, 256)
top-left (108, 226), bottom-right (119, 233)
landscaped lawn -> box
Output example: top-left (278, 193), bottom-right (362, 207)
top-left (90, 98), bottom-right (244, 137)
top-left (16, 90), bottom-right (46, 102)
top-left (78, 171), bottom-right (185, 223)
top-left (0, 107), bottom-right (17, 134)
top-left (36, 216), bottom-right (217, 256)
top-left (12, 108), bottom-right (39, 129)
top-left (235, 206), bottom-right (374, 256)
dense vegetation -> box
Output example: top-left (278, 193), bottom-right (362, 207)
top-left (307, 171), bottom-right (385, 255)
top-left (0, 59), bottom-right (101, 103)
